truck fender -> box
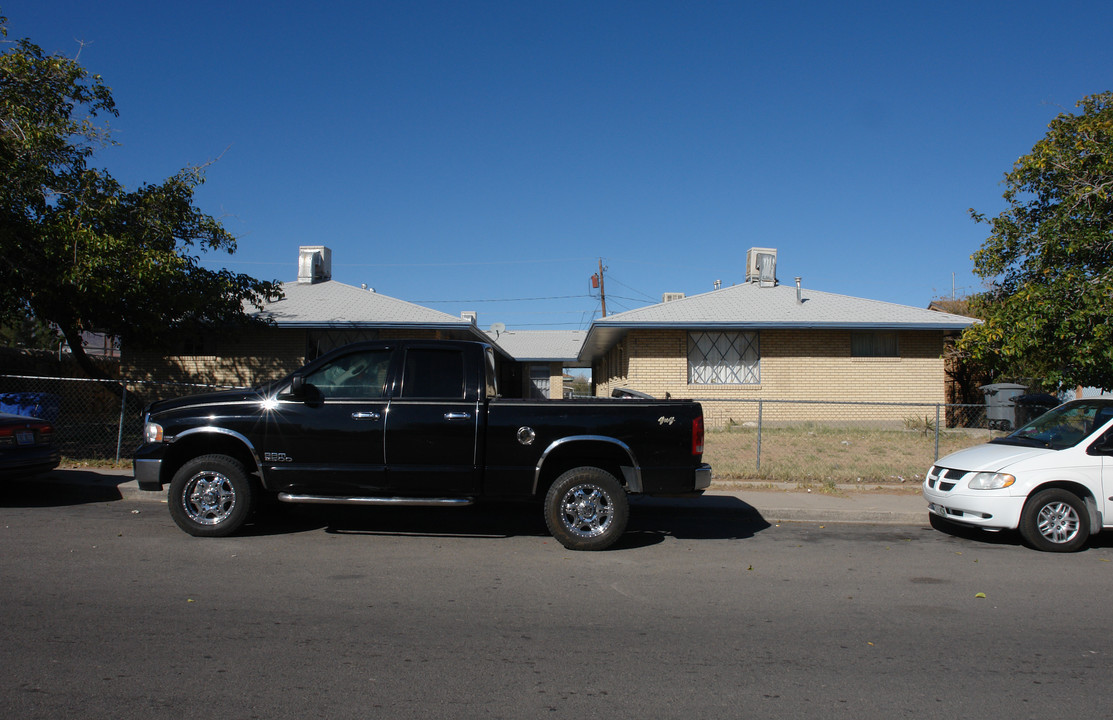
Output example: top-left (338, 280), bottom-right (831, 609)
top-left (532, 435), bottom-right (642, 495)
top-left (171, 426), bottom-right (265, 483)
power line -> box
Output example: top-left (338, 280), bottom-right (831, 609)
top-left (411, 294), bottom-right (592, 304)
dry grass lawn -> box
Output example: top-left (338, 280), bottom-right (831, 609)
top-left (703, 424), bottom-right (999, 486)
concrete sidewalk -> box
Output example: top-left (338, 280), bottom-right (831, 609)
top-left (34, 467), bottom-right (930, 526)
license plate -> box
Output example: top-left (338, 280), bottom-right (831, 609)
top-left (16, 431), bottom-right (34, 445)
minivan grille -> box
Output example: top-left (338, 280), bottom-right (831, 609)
top-left (927, 466), bottom-right (967, 492)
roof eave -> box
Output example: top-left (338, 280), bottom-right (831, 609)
top-left (579, 319), bottom-right (977, 363)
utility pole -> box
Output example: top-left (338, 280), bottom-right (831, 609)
top-left (597, 258), bottom-right (607, 317)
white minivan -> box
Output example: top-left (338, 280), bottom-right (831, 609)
top-left (924, 399), bottom-right (1113, 552)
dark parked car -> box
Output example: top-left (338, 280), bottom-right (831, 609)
top-left (0, 412), bottom-right (60, 480)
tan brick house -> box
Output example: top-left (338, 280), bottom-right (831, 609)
top-left (122, 246), bottom-right (497, 386)
top-left (578, 250), bottom-right (977, 426)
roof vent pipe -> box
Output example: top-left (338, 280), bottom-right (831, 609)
top-left (795, 277), bottom-right (802, 304)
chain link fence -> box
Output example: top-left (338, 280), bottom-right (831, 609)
top-left (2, 374), bottom-right (1025, 485)
top-left (698, 397), bottom-right (1006, 487)
top-left (0, 374), bottom-right (245, 463)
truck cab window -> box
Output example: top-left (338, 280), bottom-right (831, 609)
top-left (304, 349), bottom-right (392, 399)
top-left (401, 349), bottom-right (465, 399)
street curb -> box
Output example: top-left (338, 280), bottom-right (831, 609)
top-left (42, 467), bottom-right (929, 526)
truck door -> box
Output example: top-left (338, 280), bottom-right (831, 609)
top-left (264, 347), bottom-right (393, 494)
top-left (384, 346), bottom-right (480, 494)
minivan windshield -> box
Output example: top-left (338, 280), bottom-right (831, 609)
top-left (994, 399), bottom-right (1113, 450)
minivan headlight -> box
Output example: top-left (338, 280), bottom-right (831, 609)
top-left (967, 472), bottom-right (1016, 490)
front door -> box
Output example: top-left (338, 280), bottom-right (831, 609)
top-left (263, 347), bottom-right (394, 495)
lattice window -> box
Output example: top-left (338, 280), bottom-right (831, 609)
top-left (687, 331), bottom-right (760, 385)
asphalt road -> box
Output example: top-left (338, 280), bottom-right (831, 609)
top-left (3, 480), bottom-right (1112, 719)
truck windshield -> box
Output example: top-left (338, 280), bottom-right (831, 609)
top-left (994, 399), bottom-right (1113, 450)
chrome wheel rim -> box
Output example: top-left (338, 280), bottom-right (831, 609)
top-left (558, 483), bottom-right (615, 539)
top-left (182, 471), bottom-right (237, 526)
top-left (1036, 501), bottom-right (1080, 545)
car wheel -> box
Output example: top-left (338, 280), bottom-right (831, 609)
top-left (1019, 489), bottom-right (1089, 552)
top-left (544, 466), bottom-right (629, 551)
top-left (168, 454), bottom-right (254, 537)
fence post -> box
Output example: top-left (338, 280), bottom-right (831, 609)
top-left (756, 400), bottom-right (763, 472)
top-left (934, 403), bottom-right (941, 460)
top-left (115, 384), bottom-right (127, 464)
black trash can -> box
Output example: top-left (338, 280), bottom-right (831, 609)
top-left (1014, 393), bottom-right (1060, 428)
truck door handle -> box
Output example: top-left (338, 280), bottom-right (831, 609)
top-left (444, 412), bottom-right (471, 421)
top-left (351, 412), bottom-right (381, 421)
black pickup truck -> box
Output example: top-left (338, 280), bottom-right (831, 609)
top-left (134, 339), bottom-right (711, 550)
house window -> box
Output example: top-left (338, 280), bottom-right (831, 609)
top-left (688, 331), bottom-right (760, 385)
top-left (306, 329), bottom-right (380, 361)
top-left (851, 331), bottom-right (899, 357)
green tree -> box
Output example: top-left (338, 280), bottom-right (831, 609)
top-left (961, 92), bottom-right (1113, 391)
top-left (0, 15), bottom-right (282, 379)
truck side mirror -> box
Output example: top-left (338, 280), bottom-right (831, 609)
top-left (286, 374), bottom-right (323, 405)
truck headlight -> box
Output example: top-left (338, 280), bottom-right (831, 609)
top-left (143, 422), bottom-right (164, 443)
top-left (967, 472), bottom-right (1015, 490)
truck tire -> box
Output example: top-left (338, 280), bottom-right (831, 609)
top-left (168, 454), bottom-right (255, 537)
top-left (1018, 488), bottom-right (1089, 552)
top-left (544, 467), bottom-right (629, 551)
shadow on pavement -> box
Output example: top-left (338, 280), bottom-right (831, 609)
top-left (926, 513), bottom-right (1113, 552)
top-left (1, 470), bottom-right (127, 507)
top-left (242, 494), bottom-right (773, 549)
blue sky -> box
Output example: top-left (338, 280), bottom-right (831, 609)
top-left (7, 1), bottom-right (1112, 330)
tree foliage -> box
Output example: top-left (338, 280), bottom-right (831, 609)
top-left (0, 16), bottom-right (282, 378)
top-left (961, 92), bottom-right (1113, 391)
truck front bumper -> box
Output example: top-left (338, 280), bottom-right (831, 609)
top-left (133, 454), bottom-right (164, 491)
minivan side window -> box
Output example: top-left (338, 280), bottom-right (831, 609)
top-left (400, 349), bottom-right (465, 399)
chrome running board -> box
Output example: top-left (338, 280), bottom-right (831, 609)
top-left (277, 493), bottom-right (474, 507)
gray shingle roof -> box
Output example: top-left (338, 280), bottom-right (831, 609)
top-left (485, 330), bottom-right (588, 365)
top-left (581, 282), bottom-right (977, 360)
top-left (254, 280), bottom-right (477, 329)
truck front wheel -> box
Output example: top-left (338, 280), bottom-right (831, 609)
top-left (544, 467), bottom-right (629, 551)
top-left (168, 454), bottom-right (255, 537)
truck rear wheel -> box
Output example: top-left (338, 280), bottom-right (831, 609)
top-left (544, 467), bottom-right (629, 551)
top-left (168, 454), bottom-right (255, 537)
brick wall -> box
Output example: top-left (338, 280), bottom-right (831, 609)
top-left (122, 329), bottom-right (309, 386)
top-left (593, 328), bottom-right (948, 425)
top-left (548, 362), bottom-right (563, 399)
top-left (122, 327), bottom-right (480, 386)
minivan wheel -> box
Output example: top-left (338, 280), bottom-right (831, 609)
top-left (1019, 489), bottom-right (1089, 552)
